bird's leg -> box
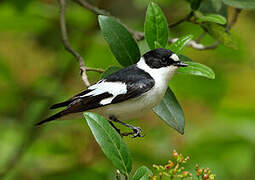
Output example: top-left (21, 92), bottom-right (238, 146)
top-left (109, 116), bottom-right (144, 138)
top-left (109, 121), bottom-right (121, 134)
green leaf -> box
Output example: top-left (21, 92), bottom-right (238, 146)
top-left (133, 166), bottom-right (153, 180)
top-left (197, 14), bottom-right (227, 25)
top-left (84, 112), bottom-right (132, 175)
top-left (98, 15), bottom-right (140, 67)
top-left (178, 55), bottom-right (215, 79)
top-left (202, 23), bottom-right (237, 49)
top-left (223, 0), bottom-right (255, 9)
top-left (101, 66), bottom-right (122, 79)
top-left (168, 34), bottom-right (193, 54)
top-left (153, 88), bottom-right (185, 134)
top-left (145, 2), bottom-right (168, 50)
top-left (154, 41), bottom-right (163, 49)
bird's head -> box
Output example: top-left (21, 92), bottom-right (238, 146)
top-left (142, 48), bottom-right (188, 69)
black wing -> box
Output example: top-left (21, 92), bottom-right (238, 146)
top-left (36, 65), bottom-right (154, 125)
top-left (105, 64), bottom-right (155, 103)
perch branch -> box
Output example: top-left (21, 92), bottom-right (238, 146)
top-left (72, 0), bottom-right (144, 41)
top-left (86, 67), bottom-right (104, 73)
top-left (72, 0), bottom-right (219, 50)
top-left (60, 0), bottom-right (105, 87)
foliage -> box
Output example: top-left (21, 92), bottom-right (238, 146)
top-left (98, 15), bottom-right (140, 66)
top-left (151, 150), bottom-right (216, 180)
top-left (145, 2), bottom-right (168, 49)
top-left (223, 0), bottom-right (255, 9)
top-left (1, 0), bottom-right (255, 179)
top-left (84, 112), bottom-right (132, 175)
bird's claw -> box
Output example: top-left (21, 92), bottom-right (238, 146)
top-left (119, 127), bottom-right (144, 138)
top-left (131, 127), bottom-right (144, 138)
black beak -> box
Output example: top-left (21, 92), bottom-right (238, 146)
top-left (173, 61), bottom-right (188, 67)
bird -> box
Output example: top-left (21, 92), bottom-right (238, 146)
top-left (36, 48), bottom-right (188, 138)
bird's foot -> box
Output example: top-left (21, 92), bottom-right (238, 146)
top-left (109, 116), bottom-right (144, 138)
top-left (119, 127), bottom-right (144, 138)
top-left (109, 121), bottom-right (121, 134)
top-left (130, 126), bottom-right (144, 138)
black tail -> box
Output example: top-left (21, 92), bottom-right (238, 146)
top-left (50, 89), bottom-right (92, 109)
top-left (50, 100), bottom-right (72, 109)
top-left (36, 111), bottom-right (65, 126)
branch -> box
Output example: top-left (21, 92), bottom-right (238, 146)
top-left (59, 0), bottom-right (91, 87)
top-left (72, 0), bottom-right (144, 41)
top-left (73, 0), bottom-right (219, 50)
top-left (195, 31), bottom-right (206, 43)
top-left (72, 0), bottom-right (242, 52)
top-left (72, 0), bottom-right (110, 16)
top-left (86, 67), bottom-right (104, 73)
top-left (226, 8), bottom-right (242, 31)
top-left (169, 38), bottom-right (219, 50)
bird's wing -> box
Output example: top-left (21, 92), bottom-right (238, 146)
top-left (51, 65), bottom-right (155, 111)
top-left (36, 65), bottom-right (155, 125)
top-left (86, 64), bottom-right (155, 106)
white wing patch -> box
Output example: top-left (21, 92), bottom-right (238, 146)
top-left (82, 80), bottom-right (127, 105)
top-left (100, 97), bottom-right (115, 105)
top-left (170, 54), bottom-right (179, 61)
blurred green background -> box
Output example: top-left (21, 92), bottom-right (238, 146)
top-left (0, 0), bottom-right (255, 179)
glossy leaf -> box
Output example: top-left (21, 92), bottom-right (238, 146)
top-left (101, 66), bottom-right (122, 79)
top-left (178, 55), bottom-right (215, 79)
top-left (202, 23), bottom-right (237, 49)
top-left (145, 2), bottom-right (168, 50)
top-left (84, 112), bottom-right (132, 175)
top-left (133, 166), bottom-right (153, 180)
top-left (223, 0), bottom-right (255, 9)
top-left (168, 34), bottom-right (193, 54)
top-left (153, 88), bottom-right (185, 134)
top-left (98, 15), bottom-right (140, 67)
top-left (197, 14), bottom-right (227, 25)
top-left (154, 41), bottom-right (163, 49)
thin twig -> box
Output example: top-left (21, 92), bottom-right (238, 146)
top-left (72, 0), bottom-right (241, 52)
top-left (86, 67), bottom-right (104, 73)
top-left (189, 41), bottom-right (219, 50)
top-left (73, 0), bottom-right (144, 41)
top-left (72, 0), bottom-right (110, 16)
top-left (226, 8), bottom-right (242, 31)
top-left (195, 31), bottom-right (207, 43)
top-left (59, 0), bottom-right (90, 86)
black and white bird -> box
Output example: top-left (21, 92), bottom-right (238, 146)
top-left (36, 48), bottom-right (187, 137)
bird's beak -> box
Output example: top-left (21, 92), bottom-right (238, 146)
top-left (173, 61), bottom-right (188, 67)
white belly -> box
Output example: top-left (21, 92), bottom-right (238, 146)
top-left (92, 79), bottom-right (169, 120)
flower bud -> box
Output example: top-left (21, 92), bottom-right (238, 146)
top-left (203, 174), bottom-right (209, 179)
top-left (173, 150), bottom-right (178, 158)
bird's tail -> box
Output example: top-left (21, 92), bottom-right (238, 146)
top-left (36, 111), bottom-right (66, 126)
